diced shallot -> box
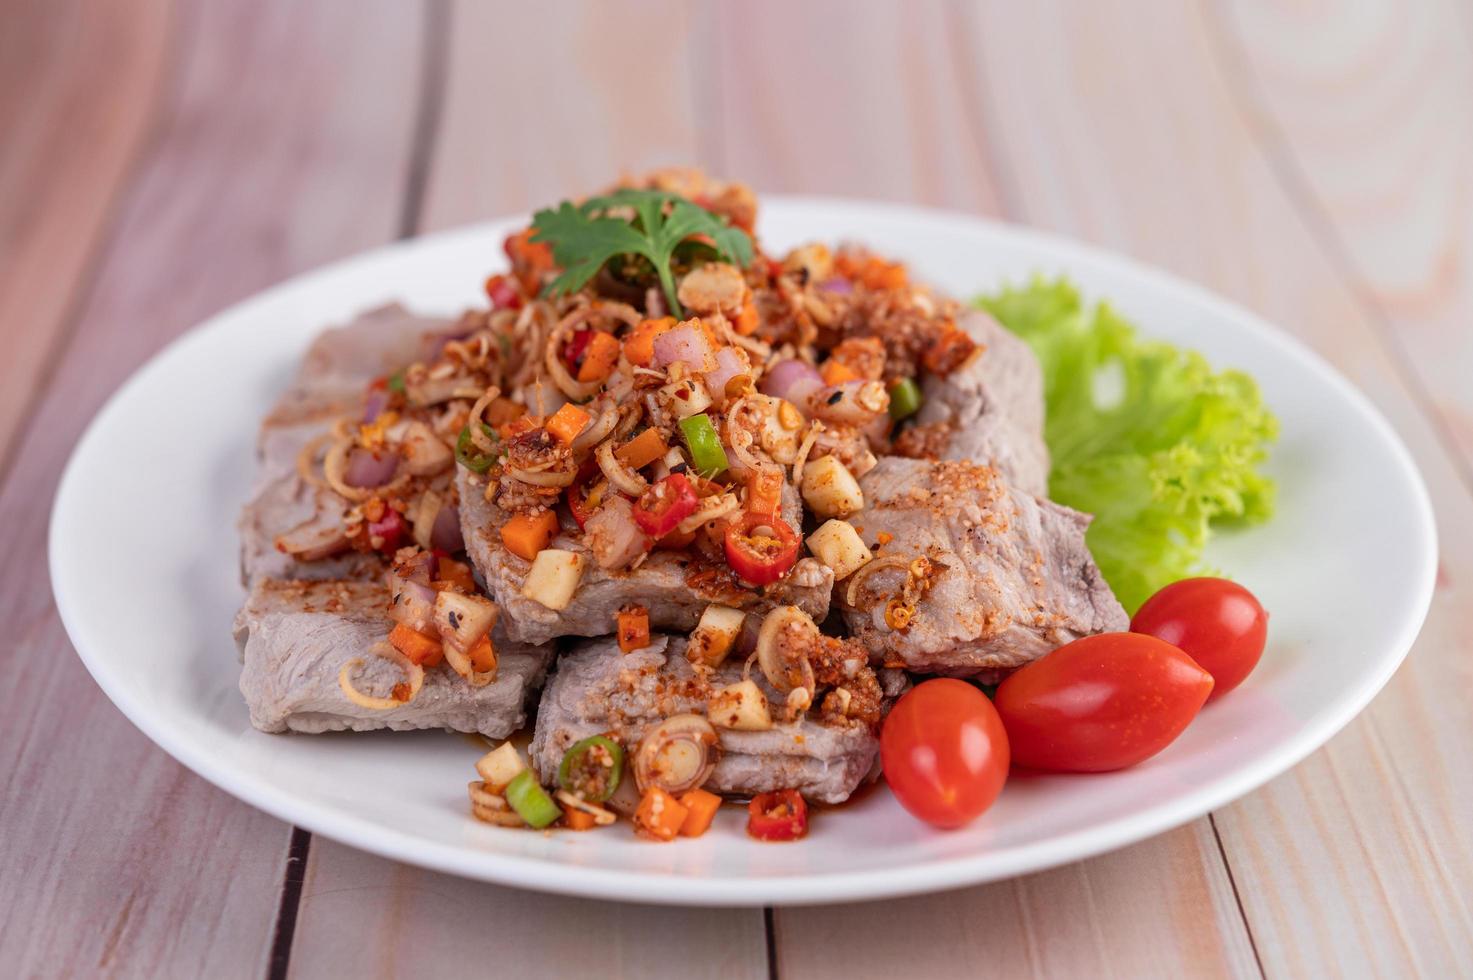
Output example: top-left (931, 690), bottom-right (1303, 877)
top-left (652, 322), bottom-right (717, 373)
top-left (583, 496), bottom-right (650, 571)
top-left (703, 346), bottom-right (750, 407)
top-left (430, 503), bottom-right (464, 553)
top-left (344, 447), bottom-right (400, 488)
top-left (759, 359), bottom-right (822, 407)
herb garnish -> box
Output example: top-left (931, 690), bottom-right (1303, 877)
top-left (529, 188), bottom-right (753, 318)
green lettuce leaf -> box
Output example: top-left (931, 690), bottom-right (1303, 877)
top-left (976, 278), bottom-right (1278, 612)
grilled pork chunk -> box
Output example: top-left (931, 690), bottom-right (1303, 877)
top-left (235, 578), bottom-right (552, 736)
top-left (528, 635), bottom-right (907, 805)
top-left (840, 456), bottom-right (1127, 678)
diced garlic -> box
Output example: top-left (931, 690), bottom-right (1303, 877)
top-left (805, 519), bottom-right (873, 580)
top-left (800, 455), bottom-right (864, 519)
top-left (708, 679), bottom-right (774, 731)
top-left (521, 549), bottom-right (586, 610)
top-left (475, 742), bottom-right (526, 792)
top-left (686, 605), bottom-right (746, 666)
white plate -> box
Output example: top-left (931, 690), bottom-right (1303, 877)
top-left (51, 199), bottom-right (1436, 906)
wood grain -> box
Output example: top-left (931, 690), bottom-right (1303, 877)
top-left (290, 839), bottom-right (769, 980)
top-left (1217, 0), bottom-right (1473, 473)
top-left (284, 3), bottom-right (771, 970)
top-left (419, 0), bottom-right (711, 230)
top-left (942, 1), bottom-right (1473, 974)
top-left (0, 0), bottom-right (173, 472)
top-left (0, 2), bottom-right (426, 976)
top-left (776, 824), bottom-right (1258, 979)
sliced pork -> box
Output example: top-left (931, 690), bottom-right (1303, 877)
top-left (897, 309), bottom-right (1049, 497)
top-left (235, 578), bottom-right (552, 737)
top-left (529, 635), bottom-right (905, 804)
top-left (840, 456), bottom-right (1127, 678)
top-left (458, 469), bottom-right (833, 645)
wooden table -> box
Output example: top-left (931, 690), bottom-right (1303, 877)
top-left (4, 2), bottom-right (1470, 976)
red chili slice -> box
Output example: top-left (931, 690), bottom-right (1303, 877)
top-left (484, 274), bottom-right (522, 311)
top-left (562, 328), bottom-right (596, 374)
top-left (747, 789), bottom-right (808, 841)
top-left (724, 513), bottom-right (799, 586)
top-left (367, 508), bottom-right (406, 553)
top-left (632, 473), bottom-right (699, 538)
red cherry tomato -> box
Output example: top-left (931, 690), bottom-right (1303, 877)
top-left (1131, 577), bottom-right (1268, 700)
top-left (995, 633), bottom-right (1214, 773)
top-left (880, 679), bottom-right (1009, 829)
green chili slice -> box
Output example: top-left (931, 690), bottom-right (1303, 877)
top-left (455, 423), bottom-right (499, 474)
top-left (678, 413), bottom-right (729, 477)
top-left (888, 377), bottom-right (923, 420)
top-left (386, 370), bottom-right (406, 394)
top-left (557, 735), bottom-right (625, 803)
top-left (505, 770), bottom-right (561, 829)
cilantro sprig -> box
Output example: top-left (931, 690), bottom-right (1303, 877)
top-left (529, 188), bottom-right (753, 318)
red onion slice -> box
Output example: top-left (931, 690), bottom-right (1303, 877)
top-left (430, 503), bottom-right (464, 553)
top-left (344, 447), bottom-right (400, 488)
top-left (362, 390), bottom-right (389, 424)
top-left (818, 277), bottom-right (853, 294)
top-left (759, 359), bottom-right (822, 403)
top-left (703, 346), bottom-right (748, 406)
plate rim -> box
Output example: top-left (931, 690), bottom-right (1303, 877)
top-left (50, 195), bottom-right (1438, 906)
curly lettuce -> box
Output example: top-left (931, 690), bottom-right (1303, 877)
top-left (975, 278), bottom-right (1277, 612)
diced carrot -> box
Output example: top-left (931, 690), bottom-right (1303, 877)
top-left (389, 623), bottom-right (443, 668)
top-left (499, 415), bottom-right (538, 440)
top-left (576, 331), bottom-right (621, 383)
top-left (615, 428), bottom-right (668, 470)
top-left (500, 510), bottom-right (559, 561)
top-left (820, 360), bottom-right (861, 385)
top-left (634, 787), bottom-right (689, 842)
top-left (467, 634), bottom-right (496, 673)
top-left (678, 788), bottom-right (722, 838)
top-left (922, 325), bottom-right (979, 375)
top-left (547, 403), bottom-right (591, 445)
top-left (504, 228), bottom-right (554, 292)
top-left (616, 606), bottom-right (651, 653)
top-left (734, 296), bottom-right (759, 336)
top-left (623, 317), bottom-right (676, 367)
top-left (563, 806), bottom-right (598, 831)
top-left (485, 396), bottom-right (526, 426)
top-left (746, 466), bottom-right (783, 519)
top-left (434, 559), bottom-right (477, 593)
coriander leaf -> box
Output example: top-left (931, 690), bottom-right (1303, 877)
top-left (529, 188), bottom-right (753, 316)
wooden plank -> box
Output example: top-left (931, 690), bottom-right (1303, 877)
top-left (0, 2), bottom-right (426, 975)
top-left (707, 5), bottom-right (1259, 975)
top-left (291, 839), bottom-right (769, 980)
top-left (706, 0), bottom-right (1008, 213)
top-left (1216, 0), bottom-right (1473, 469)
top-left (0, 0), bottom-right (172, 470)
top-left (776, 824), bottom-right (1258, 979)
top-left (419, 0), bottom-right (710, 230)
top-left (939, 1), bottom-right (1473, 974)
top-left (285, 4), bottom-right (771, 974)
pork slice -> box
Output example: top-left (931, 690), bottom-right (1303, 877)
top-left (238, 471), bottom-right (383, 586)
top-left (257, 304), bottom-right (454, 481)
top-left (234, 578), bottom-right (552, 736)
top-left (458, 469), bottom-right (833, 645)
top-left (528, 636), bottom-right (890, 805)
top-left (905, 309), bottom-right (1050, 497)
top-left (842, 456), bottom-right (1127, 677)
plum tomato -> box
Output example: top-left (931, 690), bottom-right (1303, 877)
top-left (1131, 577), bottom-right (1268, 700)
top-left (994, 632), bottom-right (1214, 772)
top-left (880, 679), bottom-right (1009, 829)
